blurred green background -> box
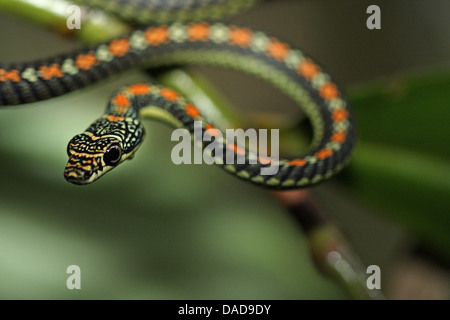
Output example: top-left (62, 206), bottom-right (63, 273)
top-left (0, 0), bottom-right (448, 299)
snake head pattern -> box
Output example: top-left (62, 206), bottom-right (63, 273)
top-left (64, 116), bottom-right (145, 185)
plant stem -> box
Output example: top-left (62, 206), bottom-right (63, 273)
top-left (0, 0), bottom-right (129, 43)
top-left (273, 190), bottom-right (385, 300)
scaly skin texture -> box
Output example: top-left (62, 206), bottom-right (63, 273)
top-left (0, 15), bottom-right (355, 188)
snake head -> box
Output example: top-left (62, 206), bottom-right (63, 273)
top-left (64, 117), bottom-right (145, 185)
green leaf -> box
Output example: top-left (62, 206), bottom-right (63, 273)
top-left (342, 69), bottom-right (450, 258)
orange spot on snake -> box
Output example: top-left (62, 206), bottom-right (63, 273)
top-left (267, 39), bottom-right (290, 61)
top-left (69, 152), bottom-right (102, 158)
top-left (188, 22), bottom-right (210, 42)
top-left (316, 149), bottom-right (333, 160)
top-left (113, 94), bottom-right (130, 112)
top-left (145, 26), bottom-right (168, 46)
top-left (75, 53), bottom-right (98, 70)
top-left (258, 156), bottom-right (272, 165)
top-left (185, 103), bottom-right (200, 117)
top-left (109, 38), bottom-right (130, 57)
top-left (105, 114), bottom-right (126, 122)
top-left (229, 27), bottom-right (252, 48)
top-left (160, 88), bottom-right (179, 101)
top-left (128, 84), bottom-right (150, 95)
top-left (289, 159), bottom-right (307, 166)
top-left (0, 69), bottom-right (21, 82)
top-left (331, 131), bottom-right (347, 143)
top-left (320, 82), bottom-right (339, 100)
top-left (205, 124), bottom-right (221, 137)
top-left (332, 108), bottom-right (349, 122)
top-left (227, 143), bottom-right (245, 156)
top-left (39, 64), bottom-right (63, 80)
top-left (298, 58), bottom-right (321, 80)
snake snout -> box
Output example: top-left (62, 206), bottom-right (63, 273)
top-left (63, 166), bottom-right (94, 185)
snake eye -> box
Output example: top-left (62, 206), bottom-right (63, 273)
top-left (104, 143), bottom-right (122, 166)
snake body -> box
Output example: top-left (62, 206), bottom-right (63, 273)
top-left (0, 3), bottom-right (356, 189)
top-left (72, 0), bottom-right (265, 24)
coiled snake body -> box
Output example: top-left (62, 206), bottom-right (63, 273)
top-left (0, 0), bottom-right (356, 188)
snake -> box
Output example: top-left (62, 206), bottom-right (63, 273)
top-left (0, 0), bottom-right (356, 189)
